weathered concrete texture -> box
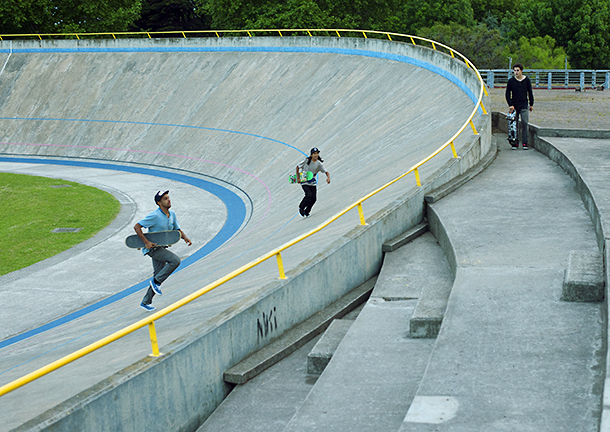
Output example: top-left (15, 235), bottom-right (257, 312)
top-left (282, 232), bottom-right (448, 431)
top-left (562, 250), bottom-right (604, 302)
top-left (0, 37), bottom-right (491, 432)
top-left (401, 136), bottom-right (603, 432)
top-left (224, 278), bottom-right (374, 384)
top-left (526, 134), bottom-right (610, 431)
top-left (307, 319), bottom-right (353, 375)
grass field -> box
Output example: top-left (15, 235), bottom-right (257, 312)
top-left (0, 173), bottom-right (120, 276)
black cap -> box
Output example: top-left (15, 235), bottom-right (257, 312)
top-left (310, 147), bottom-right (320, 154)
top-left (154, 190), bottom-right (169, 203)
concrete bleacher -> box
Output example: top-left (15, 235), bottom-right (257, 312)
top-left (200, 130), bottom-right (607, 432)
top-left (0, 36), bottom-right (492, 431)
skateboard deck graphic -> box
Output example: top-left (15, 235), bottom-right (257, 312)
top-left (507, 110), bottom-right (518, 146)
top-left (125, 230), bottom-right (181, 249)
top-left (289, 171), bottom-right (314, 184)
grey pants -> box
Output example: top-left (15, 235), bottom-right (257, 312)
top-left (141, 247), bottom-right (181, 305)
top-left (516, 108), bottom-right (529, 144)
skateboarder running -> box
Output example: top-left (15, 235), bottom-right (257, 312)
top-left (297, 148), bottom-right (330, 217)
top-left (135, 190), bottom-right (192, 311)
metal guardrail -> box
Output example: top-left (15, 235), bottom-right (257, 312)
top-left (481, 69), bottom-right (610, 90)
top-left (0, 29), bottom-right (488, 398)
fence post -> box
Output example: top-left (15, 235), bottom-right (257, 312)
top-left (487, 71), bottom-right (494, 88)
top-left (606, 72), bottom-right (610, 90)
top-left (547, 72), bottom-right (552, 89)
top-left (592, 71), bottom-right (596, 89)
top-left (580, 72), bottom-right (585, 91)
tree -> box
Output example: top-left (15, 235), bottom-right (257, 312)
top-left (470, 0), bottom-right (521, 23)
top-left (502, 0), bottom-right (610, 68)
top-left (131, 0), bottom-right (210, 32)
top-left (417, 22), bottom-right (506, 68)
top-left (500, 35), bottom-right (569, 69)
top-left (395, 0), bottom-right (475, 35)
top-left (0, 0), bottom-right (142, 34)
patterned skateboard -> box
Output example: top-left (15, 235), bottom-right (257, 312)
top-left (289, 171), bottom-right (314, 184)
top-left (507, 110), bottom-right (518, 147)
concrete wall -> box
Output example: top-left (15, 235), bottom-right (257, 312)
top-left (7, 37), bottom-right (492, 432)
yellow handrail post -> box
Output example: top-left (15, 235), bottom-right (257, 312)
top-left (414, 168), bottom-right (422, 186)
top-left (469, 119), bottom-right (479, 135)
top-left (357, 203), bottom-right (366, 225)
top-left (215, 32), bottom-right (220, 38)
top-left (409, 37), bottom-right (415, 45)
top-left (247, 31), bottom-right (252, 37)
top-left (362, 31), bottom-right (367, 39)
top-left (148, 321), bottom-right (161, 357)
top-left (335, 30), bottom-right (341, 37)
top-left (182, 32), bottom-right (186, 38)
top-left (276, 252), bottom-right (287, 279)
top-left (307, 30), bottom-right (312, 37)
top-left (278, 30), bottom-right (283, 37)
top-left (450, 141), bottom-right (459, 158)
top-left (387, 33), bottom-right (392, 41)
top-left (147, 32), bottom-right (151, 38)
top-left (480, 102), bottom-right (488, 115)
top-left (431, 42), bottom-right (436, 50)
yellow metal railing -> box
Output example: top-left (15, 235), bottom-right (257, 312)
top-left (0, 29), bottom-right (488, 398)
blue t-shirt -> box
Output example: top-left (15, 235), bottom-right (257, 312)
top-left (138, 207), bottom-right (181, 254)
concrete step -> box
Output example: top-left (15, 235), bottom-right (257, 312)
top-left (378, 230), bottom-right (454, 338)
top-left (561, 250), bottom-right (604, 302)
top-left (307, 319), bottom-right (353, 375)
top-left (282, 233), bottom-right (450, 431)
top-left (382, 221), bottom-right (428, 252)
top-left (224, 277), bottom-right (375, 385)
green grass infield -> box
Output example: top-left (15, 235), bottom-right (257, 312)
top-left (1, 172), bottom-right (120, 276)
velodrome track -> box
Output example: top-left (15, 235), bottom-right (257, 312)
top-left (0, 37), bottom-right (483, 429)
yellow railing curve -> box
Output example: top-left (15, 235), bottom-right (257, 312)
top-left (0, 29), bottom-right (488, 398)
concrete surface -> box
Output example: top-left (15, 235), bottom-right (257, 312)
top-left (401, 135), bottom-right (603, 432)
top-left (306, 319), bottom-right (353, 375)
top-left (0, 33), bottom-right (606, 432)
top-left (206, 131), bottom-right (607, 432)
top-left (562, 250), bottom-right (604, 302)
top-left (0, 36), bottom-right (489, 431)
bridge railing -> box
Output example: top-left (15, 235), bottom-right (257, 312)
top-left (0, 29), bottom-right (488, 398)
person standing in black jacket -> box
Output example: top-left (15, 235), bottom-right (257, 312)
top-left (505, 63), bottom-right (534, 150)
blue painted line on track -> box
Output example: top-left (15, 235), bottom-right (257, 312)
top-left (0, 45), bottom-right (482, 110)
top-left (0, 156), bottom-right (247, 350)
top-left (0, 117), bottom-right (308, 156)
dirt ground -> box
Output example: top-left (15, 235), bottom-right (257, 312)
top-left (487, 86), bottom-right (610, 130)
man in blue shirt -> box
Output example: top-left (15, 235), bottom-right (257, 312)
top-left (135, 190), bottom-right (192, 311)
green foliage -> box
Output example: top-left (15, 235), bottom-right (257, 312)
top-left (417, 22), bottom-right (506, 68)
top-left (0, 0), bottom-right (142, 34)
top-left (0, 173), bottom-right (120, 276)
top-left (132, 0), bottom-right (210, 31)
top-left (502, 0), bottom-right (610, 68)
top-left (395, 0), bottom-right (476, 35)
top-left (501, 35), bottom-right (569, 69)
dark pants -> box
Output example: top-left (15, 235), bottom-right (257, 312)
top-left (141, 247), bottom-right (181, 305)
top-left (299, 185), bottom-right (317, 216)
top-left (516, 108), bottom-right (529, 144)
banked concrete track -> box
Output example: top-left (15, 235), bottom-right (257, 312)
top-left (0, 36), bottom-right (490, 431)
